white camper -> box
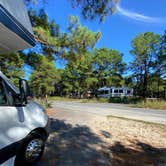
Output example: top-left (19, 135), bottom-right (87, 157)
top-left (0, 71), bottom-right (49, 166)
top-left (97, 86), bottom-right (133, 98)
top-left (0, 0), bottom-right (35, 54)
top-left (0, 1), bottom-right (49, 166)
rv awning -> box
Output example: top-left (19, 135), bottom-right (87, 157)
top-left (0, 0), bottom-right (35, 54)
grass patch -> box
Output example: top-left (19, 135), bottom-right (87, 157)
top-left (33, 98), bottom-right (52, 109)
top-left (49, 96), bottom-right (139, 104)
top-left (81, 98), bottom-right (109, 103)
top-left (49, 96), bottom-right (109, 103)
top-left (109, 96), bottom-right (142, 104)
top-left (48, 96), bottom-right (81, 101)
top-left (135, 100), bottom-right (166, 110)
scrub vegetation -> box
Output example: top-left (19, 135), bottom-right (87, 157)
top-left (135, 100), bottom-right (166, 110)
top-left (33, 98), bottom-right (51, 109)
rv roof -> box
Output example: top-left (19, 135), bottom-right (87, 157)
top-left (0, 0), bottom-right (35, 54)
top-left (98, 86), bottom-right (133, 91)
top-left (98, 87), bottom-right (110, 91)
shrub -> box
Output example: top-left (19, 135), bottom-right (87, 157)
top-left (33, 98), bottom-right (52, 109)
top-left (136, 100), bottom-right (166, 110)
top-left (109, 96), bottom-right (143, 104)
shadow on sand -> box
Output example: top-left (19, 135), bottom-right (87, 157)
top-left (111, 141), bottom-right (166, 166)
top-left (37, 118), bottom-right (111, 166)
top-left (36, 118), bottom-right (166, 166)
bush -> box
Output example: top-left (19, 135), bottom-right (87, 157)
top-left (136, 100), bottom-right (166, 110)
top-left (109, 96), bottom-right (142, 104)
top-left (33, 98), bottom-right (52, 109)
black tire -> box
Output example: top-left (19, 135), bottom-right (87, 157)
top-left (15, 134), bottom-right (45, 166)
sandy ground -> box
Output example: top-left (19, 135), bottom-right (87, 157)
top-left (36, 108), bottom-right (166, 166)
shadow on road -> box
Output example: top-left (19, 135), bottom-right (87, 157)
top-left (36, 118), bottom-right (166, 166)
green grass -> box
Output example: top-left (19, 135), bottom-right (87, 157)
top-left (108, 96), bottom-right (143, 104)
top-left (135, 100), bottom-right (166, 110)
top-left (49, 96), bottom-right (109, 103)
top-left (80, 98), bottom-right (109, 103)
top-left (48, 96), bottom-right (81, 101)
top-left (33, 98), bottom-right (52, 109)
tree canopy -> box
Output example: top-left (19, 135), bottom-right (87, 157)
top-left (29, 56), bottom-right (58, 97)
top-left (25, 0), bottom-right (119, 22)
top-left (1, 2), bottom-right (166, 99)
top-left (130, 32), bottom-right (161, 98)
top-left (0, 53), bottom-right (24, 86)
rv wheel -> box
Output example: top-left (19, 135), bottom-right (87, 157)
top-left (15, 134), bottom-right (45, 166)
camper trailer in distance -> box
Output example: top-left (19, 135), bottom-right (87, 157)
top-left (97, 86), bottom-right (133, 98)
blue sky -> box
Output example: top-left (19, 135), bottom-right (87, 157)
top-left (31, 0), bottom-right (166, 66)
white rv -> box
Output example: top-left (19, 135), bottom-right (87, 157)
top-left (0, 0), bottom-right (35, 54)
top-left (97, 86), bottom-right (133, 98)
top-left (0, 0), bottom-right (49, 166)
top-left (0, 72), bottom-right (49, 166)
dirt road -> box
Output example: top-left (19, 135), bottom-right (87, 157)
top-left (52, 101), bottom-right (166, 125)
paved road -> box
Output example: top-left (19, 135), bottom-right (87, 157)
top-left (52, 101), bottom-right (166, 125)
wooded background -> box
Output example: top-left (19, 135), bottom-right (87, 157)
top-left (0, 0), bottom-right (165, 99)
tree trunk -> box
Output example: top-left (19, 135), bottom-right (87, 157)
top-left (164, 80), bottom-right (166, 99)
top-left (143, 62), bottom-right (148, 98)
top-left (157, 77), bottom-right (160, 98)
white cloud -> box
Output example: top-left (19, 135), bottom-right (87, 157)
top-left (116, 4), bottom-right (165, 24)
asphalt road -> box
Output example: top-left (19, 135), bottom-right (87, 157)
top-left (52, 101), bottom-right (166, 125)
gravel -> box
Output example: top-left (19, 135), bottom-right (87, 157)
top-left (36, 108), bottom-right (166, 166)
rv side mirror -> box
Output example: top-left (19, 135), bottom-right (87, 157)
top-left (19, 79), bottom-right (29, 104)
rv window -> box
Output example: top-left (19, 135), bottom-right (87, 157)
top-left (0, 81), bottom-right (7, 105)
top-left (114, 90), bottom-right (118, 93)
top-left (98, 90), bottom-right (104, 95)
top-left (119, 90), bottom-right (123, 93)
top-left (127, 90), bottom-right (131, 94)
top-left (104, 90), bottom-right (109, 94)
